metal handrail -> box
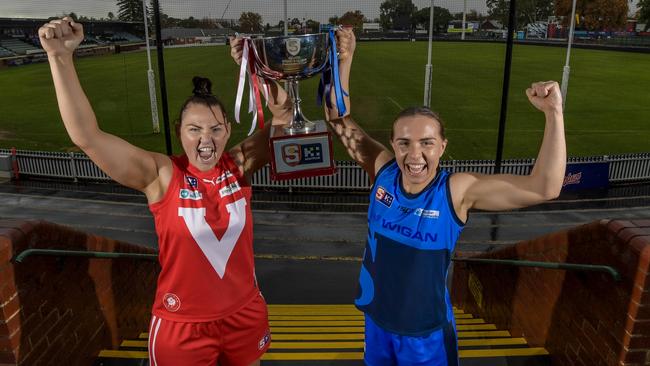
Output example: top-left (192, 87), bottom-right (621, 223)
top-left (13, 249), bottom-right (158, 263)
top-left (453, 257), bottom-right (621, 281)
top-left (13, 249), bottom-right (621, 281)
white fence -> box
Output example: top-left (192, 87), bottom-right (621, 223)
top-left (1, 149), bottom-right (649, 190)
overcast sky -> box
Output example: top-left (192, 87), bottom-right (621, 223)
top-left (0, 0), bottom-right (640, 24)
top-left (2, 0), bottom-right (488, 24)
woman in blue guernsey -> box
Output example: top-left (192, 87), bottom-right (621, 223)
top-left (326, 29), bottom-right (566, 366)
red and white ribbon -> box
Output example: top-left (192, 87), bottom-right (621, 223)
top-left (234, 37), bottom-right (270, 136)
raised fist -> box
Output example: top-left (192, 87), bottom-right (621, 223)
top-left (38, 17), bottom-right (84, 57)
top-left (336, 27), bottom-right (356, 63)
top-left (526, 81), bottom-right (563, 114)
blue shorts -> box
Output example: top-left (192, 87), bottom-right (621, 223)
top-left (364, 314), bottom-right (458, 366)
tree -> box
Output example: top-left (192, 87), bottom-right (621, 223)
top-left (305, 19), bottom-right (320, 33)
top-left (108, 12), bottom-right (115, 20)
top-left (239, 12), bottom-right (263, 33)
top-left (636, 0), bottom-right (650, 30)
top-left (328, 16), bottom-right (339, 25)
top-left (413, 6), bottom-right (453, 33)
top-left (487, 0), bottom-right (553, 28)
top-left (380, 0), bottom-right (416, 30)
top-left (290, 17), bottom-right (302, 27)
top-left (338, 10), bottom-right (366, 30)
top-left (116, 0), bottom-right (144, 21)
top-left (555, 0), bottom-right (628, 30)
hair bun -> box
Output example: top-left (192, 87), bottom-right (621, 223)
top-left (192, 76), bottom-right (213, 96)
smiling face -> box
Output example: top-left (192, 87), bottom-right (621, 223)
top-left (390, 114), bottom-right (447, 194)
top-left (177, 102), bottom-right (231, 172)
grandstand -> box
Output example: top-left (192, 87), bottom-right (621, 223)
top-left (0, 38), bottom-right (40, 55)
top-left (0, 46), bottom-right (14, 58)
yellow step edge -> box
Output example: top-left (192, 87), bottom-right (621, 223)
top-left (455, 318), bottom-right (485, 325)
top-left (271, 333), bottom-right (365, 340)
top-left (456, 324), bottom-right (497, 331)
top-left (454, 313), bottom-right (473, 319)
top-left (262, 352), bottom-right (364, 360)
top-left (270, 341), bottom-right (364, 349)
top-left (269, 310), bottom-right (363, 316)
top-left (459, 347), bottom-right (549, 358)
top-left (458, 338), bottom-right (527, 346)
top-left (123, 340), bottom-right (366, 350)
top-left (457, 330), bottom-right (511, 338)
top-left (137, 329), bottom-right (509, 340)
top-left (271, 327), bottom-right (364, 333)
top-left (121, 340), bottom-right (147, 348)
top-left (100, 348), bottom-right (548, 361)
top-left (270, 320), bottom-right (364, 326)
top-left (269, 315), bottom-right (364, 320)
top-left (268, 319), bottom-right (485, 327)
top-left (124, 337), bottom-right (527, 349)
top-left (98, 350), bottom-right (148, 359)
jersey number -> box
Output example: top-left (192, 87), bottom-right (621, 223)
top-left (178, 198), bottom-right (247, 278)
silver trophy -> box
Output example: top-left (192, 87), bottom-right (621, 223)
top-left (250, 33), bottom-right (330, 134)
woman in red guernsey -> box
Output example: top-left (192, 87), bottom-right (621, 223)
top-left (39, 17), bottom-right (291, 366)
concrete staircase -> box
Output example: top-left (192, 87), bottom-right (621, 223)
top-left (94, 304), bottom-right (550, 366)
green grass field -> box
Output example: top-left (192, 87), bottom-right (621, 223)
top-left (0, 41), bottom-right (648, 160)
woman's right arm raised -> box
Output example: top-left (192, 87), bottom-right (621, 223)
top-left (40, 17), bottom-right (168, 198)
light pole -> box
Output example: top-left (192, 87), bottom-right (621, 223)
top-left (461, 0), bottom-right (467, 40)
top-left (561, 0), bottom-right (578, 109)
top-left (423, 0), bottom-right (435, 107)
top-left (142, 0), bottom-right (160, 133)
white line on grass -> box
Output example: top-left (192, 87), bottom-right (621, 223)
top-left (387, 97), bottom-right (403, 110)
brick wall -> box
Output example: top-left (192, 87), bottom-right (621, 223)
top-left (452, 219), bottom-right (650, 366)
top-left (0, 219), bottom-right (159, 366)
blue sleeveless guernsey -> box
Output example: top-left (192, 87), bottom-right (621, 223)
top-left (355, 160), bottom-right (464, 336)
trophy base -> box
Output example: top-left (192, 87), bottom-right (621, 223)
top-left (284, 121), bottom-right (316, 135)
top-left (269, 120), bottom-right (336, 181)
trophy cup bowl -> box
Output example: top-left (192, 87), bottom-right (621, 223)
top-left (250, 33), bottom-right (330, 134)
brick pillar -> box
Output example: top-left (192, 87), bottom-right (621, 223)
top-left (0, 219), bottom-right (159, 366)
top-left (452, 219), bottom-right (650, 366)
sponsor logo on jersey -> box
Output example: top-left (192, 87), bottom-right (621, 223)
top-left (179, 189), bottom-right (202, 200)
top-left (163, 293), bottom-right (181, 312)
top-left (382, 218), bottom-right (438, 242)
top-left (375, 186), bottom-right (394, 207)
top-left (203, 171), bottom-right (234, 186)
top-left (219, 181), bottom-right (241, 198)
top-left (185, 176), bottom-right (198, 189)
top-left (414, 208), bottom-right (440, 219)
top-left (258, 329), bottom-right (271, 350)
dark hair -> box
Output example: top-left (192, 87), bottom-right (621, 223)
top-left (390, 106), bottom-right (446, 141)
top-left (175, 76), bottom-right (228, 136)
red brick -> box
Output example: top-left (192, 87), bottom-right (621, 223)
top-left (628, 318), bottom-right (650, 335)
top-left (0, 296), bottom-right (20, 322)
top-left (608, 220), bottom-right (636, 235)
top-left (0, 310), bottom-right (20, 338)
top-left (0, 282), bottom-right (17, 304)
top-left (623, 349), bottom-right (647, 363)
top-left (631, 220), bottom-right (650, 228)
top-left (619, 228), bottom-right (650, 245)
top-left (628, 300), bottom-right (650, 321)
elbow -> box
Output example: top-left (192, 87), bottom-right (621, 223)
top-left (541, 182), bottom-right (562, 201)
top-left (70, 135), bottom-right (92, 151)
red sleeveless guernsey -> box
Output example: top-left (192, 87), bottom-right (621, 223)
top-left (149, 153), bottom-right (258, 321)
